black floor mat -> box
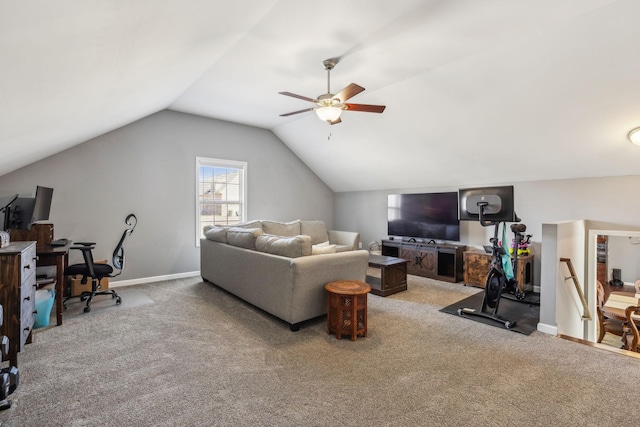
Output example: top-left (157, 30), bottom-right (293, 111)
top-left (501, 291), bottom-right (540, 305)
top-left (440, 292), bottom-right (540, 335)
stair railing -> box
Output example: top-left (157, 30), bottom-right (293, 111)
top-left (560, 257), bottom-right (592, 321)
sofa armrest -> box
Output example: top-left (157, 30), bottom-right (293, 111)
top-left (328, 230), bottom-right (360, 251)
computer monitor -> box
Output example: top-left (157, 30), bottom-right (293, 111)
top-left (32, 185), bottom-right (53, 223)
top-left (5, 197), bottom-right (37, 230)
top-left (1, 186), bottom-right (54, 231)
top-left (0, 194), bottom-right (18, 231)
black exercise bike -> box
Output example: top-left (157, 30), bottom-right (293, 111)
top-left (458, 219), bottom-right (529, 329)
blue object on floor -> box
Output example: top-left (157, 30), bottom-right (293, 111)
top-left (34, 289), bottom-right (55, 329)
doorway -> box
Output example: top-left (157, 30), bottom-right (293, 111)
top-left (587, 229), bottom-right (640, 348)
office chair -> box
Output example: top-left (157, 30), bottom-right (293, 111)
top-left (63, 213), bottom-right (137, 313)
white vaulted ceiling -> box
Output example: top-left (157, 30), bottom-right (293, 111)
top-left (1, 0), bottom-right (639, 192)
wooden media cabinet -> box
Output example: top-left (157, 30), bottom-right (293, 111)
top-left (381, 239), bottom-right (466, 283)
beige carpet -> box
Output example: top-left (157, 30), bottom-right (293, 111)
top-left (1, 271), bottom-right (636, 426)
top-left (59, 287), bottom-right (155, 319)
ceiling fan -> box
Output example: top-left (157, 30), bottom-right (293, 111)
top-left (279, 58), bottom-right (386, 125)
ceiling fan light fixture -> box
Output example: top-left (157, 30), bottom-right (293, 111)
top-left (628, 127), bottom-right (640, 146)
top-left (279, 58), bottom-right (385, 124)
top-left (315, 106), bottom-right (343, 122)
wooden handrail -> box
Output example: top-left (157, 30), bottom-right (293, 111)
top-left (560, 257), bottom-right (592, 321)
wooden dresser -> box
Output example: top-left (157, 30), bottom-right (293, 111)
top-left (0, 241), bottom-right (37, 367)
top-left (463, 250), bottom-right (534, 294)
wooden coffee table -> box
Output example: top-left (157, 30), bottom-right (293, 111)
top-left (366, 254), bottom-right (409, 297)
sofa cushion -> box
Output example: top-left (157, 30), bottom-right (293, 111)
top-left (262, 220), bottom-right (301, 237)
top-left (312, 241), bottom-right (336, 255)
top-left (204, 226), bottom-right (228, 243)
top-left (233, 220), bottom-right (263, 230)
top-left (226, 227), bottom-right (263, 250)
top-left (256, 234), bottom-right (312, 258)
top-left (300, 220), bottom-right (329, 245)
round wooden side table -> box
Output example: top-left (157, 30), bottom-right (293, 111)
top-left (325, 280), bottom-right (371, 341)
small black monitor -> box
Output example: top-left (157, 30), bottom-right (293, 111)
top-left (458, 185), bottom-right (518, 224)
top-left (0, 194), bottom-right (18, 231)
top-left (32, 186), bottom-right (53, 223)
top-left (6, 197), bottom-right (37, 230)
top-left (0, 186), bottom-right (53, 231)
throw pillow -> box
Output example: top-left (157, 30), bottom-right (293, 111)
top-left (256, 234), bottom-right (312, 258)
top-left (311, 242), bottom-right (336, 255)
top-left (226, 227), bottom-right (264, 250)
top-left (262, 220), bottom-right (301, 237)
top-left (204, 226), bottom-right (228, 243)
top-left (300, 220), bottom-right (329, 245)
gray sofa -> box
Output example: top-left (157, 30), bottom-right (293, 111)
top-left (200, 220), bottom-right (369, 330)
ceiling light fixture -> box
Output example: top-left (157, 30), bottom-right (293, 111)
top-left (314, 93), bottom-right (344, 123)
top-left (315, 106), bottom-right (343, 122)
top-left (628, 127), bottom-right (640, 145)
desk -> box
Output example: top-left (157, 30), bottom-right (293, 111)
top-left (36, 242), bottom-right (71, 326)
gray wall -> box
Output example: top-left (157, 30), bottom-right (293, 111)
top-left (3, 108), bottom-right (640, 291)
top-left (334, 175), bottom-right (640, 290)
top-left (0, 110), bottom-right (334, 281)
top-left (607, 235), bottom-right (640, 283)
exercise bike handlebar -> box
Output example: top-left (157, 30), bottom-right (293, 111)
top-left (476, 202), bottom-right (521, 227)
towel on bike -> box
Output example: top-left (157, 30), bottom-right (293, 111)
top-left (501, 223), bottom-right (514, 281)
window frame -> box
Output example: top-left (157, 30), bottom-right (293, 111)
top-left (195, 157), bottom-right (247, 246)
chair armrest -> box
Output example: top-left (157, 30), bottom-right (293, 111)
top-left (624, 305), bottom-right (640, 352)
top-left (328, 230), bottom-right (360, 251)
top-left (74, 242), bottom-right (96, 246)
top-left (71, 245), bottom-right (95, 251)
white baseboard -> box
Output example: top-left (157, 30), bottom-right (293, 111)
top-left (536, 322), bottom-right (557, 335)
top-left (110, 271), bottom-right (201, 288)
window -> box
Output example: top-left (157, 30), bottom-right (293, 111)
top-left (196, 157), bottom-right (247, 245)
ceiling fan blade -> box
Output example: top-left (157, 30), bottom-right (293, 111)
top-left (329, 117), bottom-right (342, 125)
top-left (344, 103), bottom-right (386, 113)
top-left (280, 108), bottom-right (315, 117)
top-left (333, 83), bottom-right (365, 102)
top-left (279, 92), bottom-right (317, 103)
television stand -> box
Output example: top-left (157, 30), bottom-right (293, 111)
top-left (381, 239), bottom-right (466, 283)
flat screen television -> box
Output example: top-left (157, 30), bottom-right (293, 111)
top-left (458, 185), bottom-right (518, 224)
top-left (387, 192), bottom-right (460, 241)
